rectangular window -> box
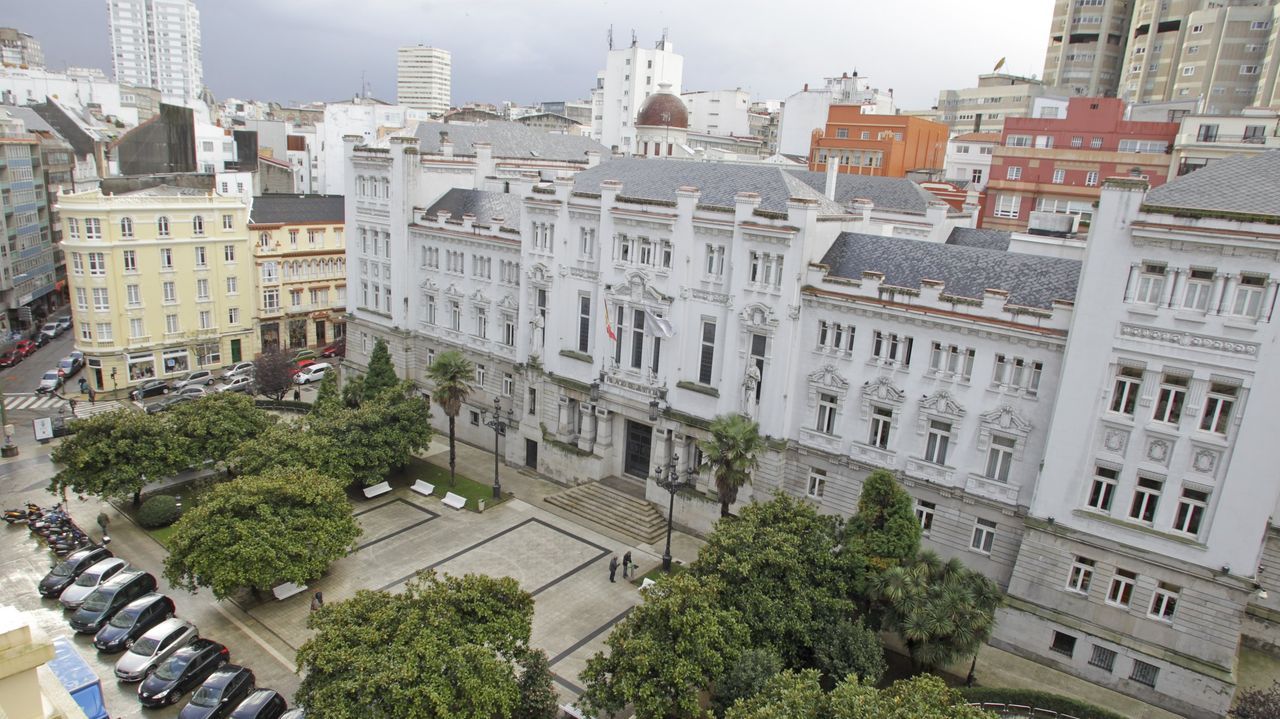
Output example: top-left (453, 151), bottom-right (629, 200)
top-left (75, 287), bottom-right (88, 311)
top-left (160, 248), bottom-right (173, 269)
top-left (263, 288), bottom-right (279, 311)
top-left (80, 323), bottom-right (92, 342)
top-left (194, 246), bottom-right (207, 267)
top-left (1129, 476), bottom-right (1163, 522)
top-left (869, 406), bottom-right (893, 449)
top-left (228, 307), bottom-right (240, 325)
top-left (971, 518), bottom-right (997, 554)
top-left (1052, 168), bottom-right (1066, 184)
top-left (227, 276), bottom-right (238, 294)
top-left (223, 214), bottom-right (234, 231)
top-left (475, 364), bottom-right (487, 387)
top-left (1006, 165), bottom-right (1022, 180)
top-left (1233, 274), bottom-right (1267, 318)
top-left (92, 287), bottom-right (110, 311)
top-left (1110, 568), bottom-right (1138, 605)
top-left (925, 420), bottom-right (951, 465)
top-left (475, 307), bottom-right (488, 339)
top-left (1134, 263), bottom-right (1166, 304)
top-left (165, 314), bottom-right (180, 334)
top-left (123, 250), bottom-right (137, 272)
top-left (807, 468), bottom-right (826, 499)
top-left (196, 279), bottom-right (210, 301)
top-left (450, 301), bottom-right (461, 331)
top-left (1130, 660), bottom-right (1159, 688)
top-left (198, 310), bottom-right (212, 330)
top-left (1182, 269), bottom-right (1214, 310)
top-left (1173, 487), bottom-right (1208, 535)
top-left (698, 320), bottom-right (716, 385)
top-left (1149, 583), bottom-right (1179, 621)
top-left (1153, 374), bottom-right (1188, 424)
top-left (1066, 556), bottom-right (1095, 593)
top-left (985, 435), bottom-right (1016, 483)
top-left (503, 316), bottom-right (516, 347)
top-left (816, 393), bottom-right (838, 435)
top-left (129, 318), bottom-right (145, 339)
top-left (704, 244), bottom-right (725, 278)
top-left (1200, 383), bottom-right (1236, 434)
top-left (84, 218), bottom-right (102, 240)
top-left (71, 253), bottom-right (83, 274)
top-left (915, 500), bottom-right (935, 535)
top-left (1088, 466), bottom-right (1118, 511)
top-left (162, 281), bottom-right (177, 303)
top-left (872, 331), bottom-right (912, 366)
top-left (87, 252), bottom-right (106, 276)
top-left (126, 284), bottom-right (142, 307)
top-left (1050, 631), bottom-right (1077, 657)
top-left (502, 373), bottom-right (514, 397)
top-left (630, 309), bottom-right (646, 370)
top-left (96, 322), bottom-right (113, 342)
top-left (577, 294), bottom-right (591, 353)
top-left (1110, 366), bottom-right (1142, 415)
top-left (1090, 646), bottom-right (1117, 673)
top-left (994, 193), bottom-right (1020, 219)
top-left (1085, 171), bottom-right (1099, 186)
top-left (224, 245), bottom-right (236, 262)
top-left (67, 217), bottom-right (79, 240)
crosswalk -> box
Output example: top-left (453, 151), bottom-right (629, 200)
top-left (72, 400), bottom-right (128, 418)
top-left (2, 394), bottom-right (130, 418)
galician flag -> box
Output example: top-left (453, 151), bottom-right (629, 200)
top-left (604, 302), bottom-right (617, 342)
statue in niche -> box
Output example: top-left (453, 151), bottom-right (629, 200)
top-left (742, 364), bottom-right (761, 415)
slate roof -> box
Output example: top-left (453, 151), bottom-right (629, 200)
top-left (414, 120), bottom-right (607, 163)
top-left (572, 157), bottom-right (846, 216)
top-left (422, 188), bottom-right (523, 230)
top-left (1, 105), bottom-right (55, 134)
top-left (945, 227), bottom-right (1012, 251)
top-left (250, 195), bottom-right (345, 224)
top-left (820, 232), bottom-right (1080, 310)
top-left (118, 185), bottom-right (209, 197)
top-left (785, 169), bottom-right (938, 214)
top-left (1142, 151), bottom-right (1280, 219)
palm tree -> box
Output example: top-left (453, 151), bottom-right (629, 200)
top-left (699, 413), bottom-right (765, 518)
top-left (426, 351), bottom-right (473, 487)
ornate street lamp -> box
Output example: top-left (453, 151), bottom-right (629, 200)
top-left (652, 452), bottom-right (695, 572)
top-left (482, 397), bottom-right (514, 499)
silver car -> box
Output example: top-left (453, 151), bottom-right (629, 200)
top-left (221, 361), bottom-right (255, 380)
top-left (114, 617), bottom-right (198, 682)
top-left (59, 558), bottom-right (129, 610)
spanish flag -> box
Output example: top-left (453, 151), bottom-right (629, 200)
top-left (604, 302), bottom-right (616, 342)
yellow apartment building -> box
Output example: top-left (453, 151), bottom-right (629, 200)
top-left (248, 195), bottom-right (346, 351)
top-left (59, 184), bottom-right (256, 392)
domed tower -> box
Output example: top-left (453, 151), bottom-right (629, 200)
top-left (634, 84), bottom-right (691, 157)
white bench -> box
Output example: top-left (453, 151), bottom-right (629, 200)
top-left (271, 581), bottom-right (308, 600)
top-left (363, 482), bottom-right (392, 499)
top-left (559, 705), bottom-right (590, 719)
top-left (640, 578), bottom-right (656, 591)
top-left (442, 492), bottom-right (467, 510)
top-left (410, 480), bottom-right (436, 497)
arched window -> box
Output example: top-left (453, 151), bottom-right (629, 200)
top-left (157, 216), bottom-right (170, 237)
top-left (259, 231), bottom-right (270, 248)
top-left (381, 178), bottom-right (390, 198)
top-left (192, 215), bottom-right (205, 235)
top-left (120, 217), bottom-right (134, 238)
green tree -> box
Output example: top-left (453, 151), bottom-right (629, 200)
top-left (361, 338), bottom-right (399, 399)
top-left (427, 350), bottom-right (473, 487)
top-left (513, 649), bottom-right (559, 719)
top-left (229, 420), bottom-right (353, 484)
top-left (691, 493), bottom-right (861, 668)
top-left (312, 370), bottom-right (343, 416)
top-left (581, 573), bottom-right (748, 719)
top-left (163, 468), bottom-right (360, 599)
top-left (711, 648), bottom-right (783, 717)
top-left (49, 410), bottom-right (192, 505)
top-left (700, 413), bottom-right (765, 517)
top-left (254, 347), bottom-right (294, 401)
top-left (811, 618), bottom-right (886, 686)
top-left (312, 382), bottom-right (432, 486)
top-left (166, 392), bottom-right (274, 464)
top-left (297, 572), bottom-right (535, 719)
top-left (726, 671), bottom-right (995, 719)
top-left (846, 469), bottom-right (921, 572)
top-left (341, 374), bottom-right (365, 408)
top-left (873, 551), bottom-right (1003, 671)
top-left (725, 670), bottom-right (827, 719)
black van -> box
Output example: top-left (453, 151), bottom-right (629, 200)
top-left (38, 545), bottom-right (113, 598)
top-left (229, 689), bottom-right (288, 719)
top-left (69, 570), bottom-right (158, 634)
top-left (93, 593), bottom-right (176, 653)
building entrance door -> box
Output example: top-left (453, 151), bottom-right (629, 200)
top-left (624, 420), bottom-right (652, 479)
top-left (525, 439), bottom-right (538, 470)
top-left (315, 320), bottom-right (326, 346)
top-left (230, 339), bottom-right (242, 363)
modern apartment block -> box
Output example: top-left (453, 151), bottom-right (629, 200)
top-left (983, 97), bottom-right (1178, 231)
top-left (589, 36), bottom-right (684, 154)
top-left (248, 195), bottom-right (346, 352)
top-left (106, 0), bottom-right (204, 105)
top-left (1168, 106), bottom-right (1280, 175)
top-left (0, 28), bottom-right (44, 68)
top-left (807, 105), bottom-right (948, 178)
top-left (396, 45), bottom-right (452, 116)
top-left (0, 109), bottom-right (58, 334)
top-left (1042, 0), bottom-right (1135, 97)
top-left (935, 73), bottom-right (1070, 134)
top-left (680, 89), bottom-right (751, 136)
top-left (59, 181), bottom-right (255, 391)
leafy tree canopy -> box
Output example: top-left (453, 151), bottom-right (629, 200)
top-left (846, 469), bottom-right (921, 572)
top-left (312, 370), bottom-right (343, 417)
top-left (361, 338), bottom-right (400, 400)
top-left (513, 649), bottom-right (560, 719)
top-left (49, 410), bottom-right (193, 502)
top-left (163, 468), bottom-right (360, 598)
top-left (711, 647), bottom-right (783, 717)
top-left (727, 670), bottom-right (996, 719)
top-left (254, 347), bottom-right (295, 401)
top-left (311, 381), bottom-right (431, 486)
top-left (229, 420), bottom-right (354, 484)
top-left (297, 572), bottom-right (535, 719)
top-left (166, 392), bottom-right (274, 463)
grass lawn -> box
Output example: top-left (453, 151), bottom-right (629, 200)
top-left (118, 480), bottom-right (217, 549)
top-left (390, 456), bottom-right (510, 512)
top-left (632, 562), bottom-right (686, 585)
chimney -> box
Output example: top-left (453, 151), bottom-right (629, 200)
top-left (825, 154), bottom-right (841, 201)
top-left (439, 131), bottom-right (453, 158)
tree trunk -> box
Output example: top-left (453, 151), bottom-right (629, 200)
top-left (448, 415), bottom-right (457, 487)
top-left (720, 500), bottom-right (730, 517)
top-left (132, 489), bottom-right (141, 508)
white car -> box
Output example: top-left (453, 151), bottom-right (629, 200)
top-left (293, 362), bottom-right (331, 384)
top-left (114, 617), bottom-right (198, 682)
top-left (171, 370), bottom-right (215, 390)
top-left (40, 322), bottom-right (61, 340)
top-left (216, 375), bottom-right (254, 394)
top-left (175, 385), bottom-right (207, 398)
top-left (221, 361), bottom-right (255, 380)
top-left (59, 558), bottom-right (129, 610)
top-left (37, 369), bottom-right (63, 394)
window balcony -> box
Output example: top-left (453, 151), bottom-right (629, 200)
top-left (965, 472), bottom-right (1021, 505)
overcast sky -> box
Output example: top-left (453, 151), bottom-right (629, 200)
top-left (10, 0), bottom-right (1053, 110)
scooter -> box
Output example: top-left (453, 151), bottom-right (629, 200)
top-left (3, 503), bottom-right (41, 524)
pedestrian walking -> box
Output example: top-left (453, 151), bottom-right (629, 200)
top-left (622, 551), bottom-right (633, 579)
top-left (87, 387), bottom-right (96, 404)
top-left (310, 592), bottom-right (324, 612)
top-left (608, 556), bottom-right (619, 583)
top-left (96, 511), bottom-right (109, 533)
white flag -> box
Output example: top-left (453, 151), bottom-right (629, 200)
top-left (645, 309), bottom-right (675, 339)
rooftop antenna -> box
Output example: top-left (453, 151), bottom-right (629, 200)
top-left (661, 27), bottom-right (668, 46)
top-left (608, 25), bottom-right (613, 50)
top-left (631, 30), bottom-right (637, 48)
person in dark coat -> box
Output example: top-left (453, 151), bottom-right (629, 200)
top-left (608, 556), bottom-right (619, 583)
top-left (310, 592), bottom-right (324, 611)
top-left (622, 551), bottom-right (633, 579)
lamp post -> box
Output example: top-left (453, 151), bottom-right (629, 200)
top-left (110, 367), bottom-right (118, 396)
top-left (482, 397), bottom-right (513, 500)
top-left (653, 452), bottom-right (695, 572)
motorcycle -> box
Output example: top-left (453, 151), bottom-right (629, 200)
top-left (3, 503), bottom-right (42, 524)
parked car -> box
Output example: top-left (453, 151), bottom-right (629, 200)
top-left (146, 394), bottom-right (193, 414)
top-left (56, 317), bottom-right (72, 333)
top-left (93, 593), bottom-right (176, 653)
top-left (58, 353), bottom-right (84, 377)
top-left (40, 322), bottom-right (62, 340)
top-left (68, 570), bottom-right (159, 633)
top-left (215, 376), bottom-right (254, 394)
top-left (37, 369), bottom-right (63, 394)
top-left (0, 349), bottom-right (22, 368)
top-left (29, 332), bottom-right (49, 348)
top-left (59, 557), bottom-right (129, 610)
top-left (114, 617), bottom-right (198, 682)
top-left (292, 362), bottom-right (330, 385)
top-left (291, 349), bottom-right (318, 363)
top-left (172, 370), bottom-right (216, 390)
top-left (130, 379), bottom-right (170, 400)
top-left (15, 339), bottom-right (37, 357)
top-left (179, 665), bottom-right (256, 719)
top-left (221, 362), bottom-right (255, 380)
top-left (279, 710), bottom-right (306, 719)
top-left (319, 341), bottom-right (345, 358)
top-left (176, 385), bottom-right (207, 398)
top-left (289, 359), bottom-right (317, 377)
top-left (38, 546), bottom-right (114, 598)
top-left (229, 689), bottom-right (288, 719)
top-left (138, 639), bottom-right (230, 708)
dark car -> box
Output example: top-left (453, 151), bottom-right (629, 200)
top-left (69, 570), bottom-right (158, 634)
top-left (29, 333), bottom-right (49, 348)
top-left (0, 349), bottom-right (22, 368)
top-left (146, 394), bottom-right (193, 414)
top-left (130, 379), bottom-right (169, 400)
top-left (37, 545), bottom-right (113, 598)
top-left (93, 593), bottom-right (175, 653)
top-left (319, 340), bottom-right (345, 358)
top-left (229, 689), bottom-right (287, 719)
top-left (138, 639), bottom-right (229, 708)
top-left (179, 665), bottom-right (255, 719)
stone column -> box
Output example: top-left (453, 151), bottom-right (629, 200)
top-left (595, 407), bottom-right (613, 449)
top-left (1161, 268), bottom-right (1180, 308)
top-left (1122, 262), bottom-right (1140, 303)
top-left (1211, 273), bottom-right (1229, 315)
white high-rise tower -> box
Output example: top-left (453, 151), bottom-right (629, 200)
top-left (589, 34), bottom-right (683, 154)
top-left (396, 45), bottom-right (452, 116)
top-left (107, 0), bottom-right (204, 105)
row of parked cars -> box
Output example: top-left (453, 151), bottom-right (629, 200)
top-left (0, 317), bottom-right (72, 368)
top-left (37, 545), bottom-right (301, 718)
top-left (37, 351), bottom-right (86, 394)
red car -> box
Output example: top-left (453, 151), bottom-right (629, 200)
top-left (289, 359), bottom-right (317, 377)
top-left (14, 340), bottom-right (36, 357)
top-left (320, 340), bottom-right (345, 358)
top-left (0, 350), bottom-right (21, 368)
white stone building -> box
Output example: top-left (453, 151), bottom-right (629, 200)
top-left (1168, 107), bottom-right (1280, 177)
top-left (0, 66), bottom-right (140, 126)
top-left (107, 0), bottom-right (203, 105)
top-left (589, 37), bottom-right (683, 154)
top-left (680, 89), bottom-right (751, 137)
top-left (318, 97), bottom-right (413, 195)
top-left (943, 132), bottom-right (999, 191)
top-left (776, 73), bottom-right (896, 158)
top-left (396, 45), bottom-right (452, 116)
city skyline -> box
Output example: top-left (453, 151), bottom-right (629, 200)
top-left (9, 0), bottom-right (1052, 109)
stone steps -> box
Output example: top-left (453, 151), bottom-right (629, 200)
top-left (544, 481), bottom-right (667, 545)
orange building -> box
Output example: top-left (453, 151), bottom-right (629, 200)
top-left (808, 105), bottom-right (948, 178)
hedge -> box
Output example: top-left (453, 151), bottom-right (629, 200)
top-left (253, 399), bottom-right (312, 413)
top-left (961, 688), bottom-right (1128, 719)
top-left (137, 495), bottom-right (181, 529)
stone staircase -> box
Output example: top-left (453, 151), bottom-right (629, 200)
top-left (544, 481), bottom-right (667, 545)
